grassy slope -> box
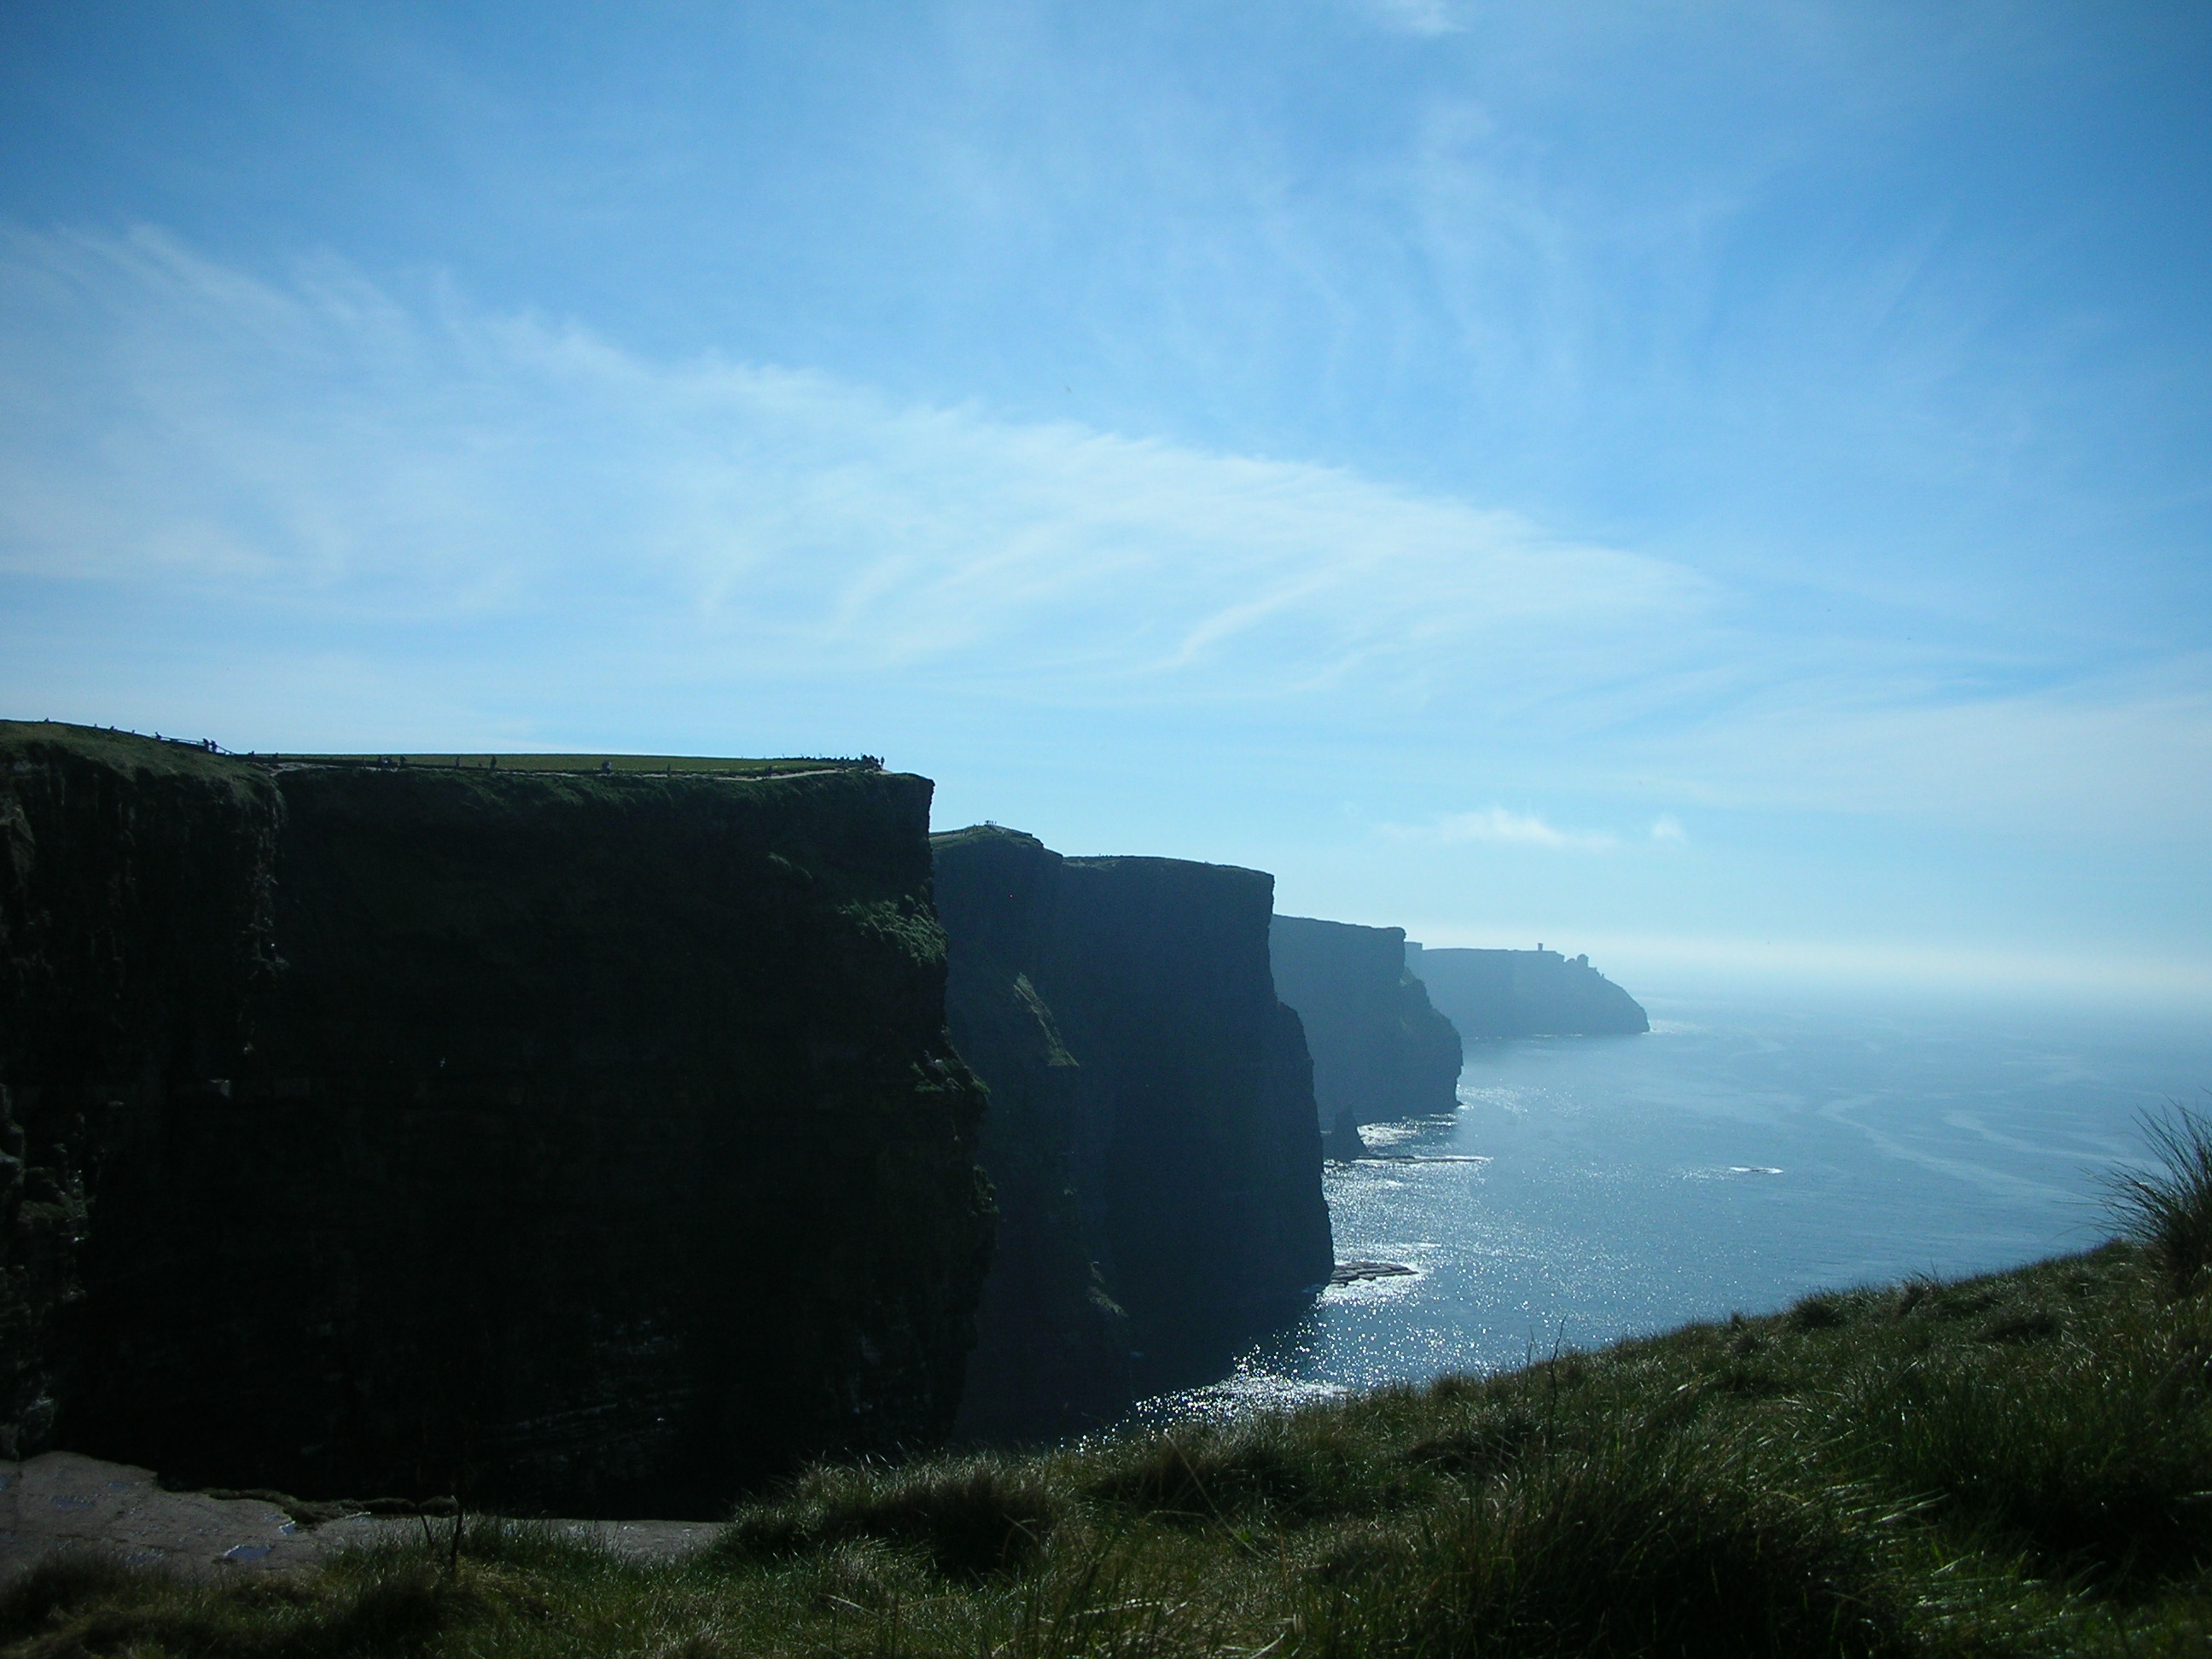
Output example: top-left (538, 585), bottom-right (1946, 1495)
top-left (9, 1242), bottom-right (2212, 1657)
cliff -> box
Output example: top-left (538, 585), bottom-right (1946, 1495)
top-left (931, 829), bottom-right (1131, 1442)
top-left (1405, 943), bottom-right (1649, 1040)
top-left (1269, 917), bottom-right (1462, 1161)
top-left (0, 722), bottom-right (993, 1516)
top-left (934, 827), bottom-right (1332, 1434)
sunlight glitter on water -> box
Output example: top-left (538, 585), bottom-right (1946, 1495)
top-left (1159, 991), bottom-right (2212, 1409)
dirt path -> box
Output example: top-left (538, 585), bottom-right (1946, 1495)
top-left (0, 1452), bottom-right (722, 1583)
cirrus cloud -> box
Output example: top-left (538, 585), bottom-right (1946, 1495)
top-left (1382, 806), bottom-right (1621, 851)
top-left (2, 224), bottom-right (2209, 861)
top-left (0, 224), bottom-right (1708, 715)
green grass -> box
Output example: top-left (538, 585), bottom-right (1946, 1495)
top-left (2107, 1104), bottom-right (2212, 1295)
top-left (15, 1240), bottom-right (2212, 1656)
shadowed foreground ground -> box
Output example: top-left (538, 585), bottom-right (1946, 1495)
top-left (8, 1239), bottom-right (2212, 1656)
top-left (0, 1455), bottom-right (717, 1582)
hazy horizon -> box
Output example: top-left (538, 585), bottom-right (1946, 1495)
top-left (4, 3), bottom-right (2208, 1010)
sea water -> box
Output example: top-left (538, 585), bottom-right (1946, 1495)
top-left (1143, 988), bottom-right (2212, 1421)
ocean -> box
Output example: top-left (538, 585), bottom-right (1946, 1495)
top-left (1141, 988), bottom-right (2212, 1420)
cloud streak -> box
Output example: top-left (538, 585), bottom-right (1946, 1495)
top-left (0, 226), bottom-right (1706, 711)
top-left (1359, 0), bottom-right (1466, 38)
top-left (1383, 806), bottom-right (1621, 851)
top-left (1, 225), bottom-right (2208, 853)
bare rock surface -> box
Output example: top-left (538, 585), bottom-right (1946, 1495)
top-left (0, 1452), bottom-right (721, 1583)
top-left (1328, 1260), bottom-right (1417, 1285)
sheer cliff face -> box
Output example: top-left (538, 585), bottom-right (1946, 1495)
top-left (935, 828), bottom-right (1333, 1422)
top-left (1405, 944), bottom-right (1650, 1040)
top-left (934, 830), bottom-right (1131, 1442)
top-left (1270, 917), bottom-right (1463, 1158)
top-left (0, 729), bottom-right (280, 1468)
top-left (1051, 856), bottom-right (1332, 1394)
top-left (0, 723), bottom-right (992, 1516)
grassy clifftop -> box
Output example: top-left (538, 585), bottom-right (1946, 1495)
top-left (14, 1230), bottom-right (2212, 1657)
top-left (257, 752), bottom-right (880, 776)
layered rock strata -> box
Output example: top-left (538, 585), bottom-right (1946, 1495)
top-left (1270, 916), bottom-right (1463, 1161)
top-left (934, 826), bottom-right (1332, 1437)
top-left (0, 722), bottom-right (992, 1516)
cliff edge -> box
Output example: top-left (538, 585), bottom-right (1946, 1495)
top-left (1406, 943), bottom-right (1649, 1040)
top-left (1270, 916), bottom-right (1463, 1161)
top-left (0, 722), bottom-right (993, 1516)
top-left (935, 826), bottom-right (1332, 1435)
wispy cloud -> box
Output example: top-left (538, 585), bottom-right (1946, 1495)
top-left (0, 226), bottom-right (1706, 712)
top-left (1633, 657), bottom-right (2212, 841)
top-left (2, 226), bottom-right (2208, 854)
top-left (1383, 807), bottom-right (1619, 852)
top-left (1360, 0), bottom-right (1466, 38)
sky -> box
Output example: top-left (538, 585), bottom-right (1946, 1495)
top-left (3, 1), bottom-right (2209, 1006)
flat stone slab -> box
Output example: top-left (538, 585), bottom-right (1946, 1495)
top-left (0, 1452), bottom-right (722, 1583)
top-left (1329, 1260), bottom-right (1418, 1284)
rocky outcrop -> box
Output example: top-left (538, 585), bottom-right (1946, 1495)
top-left (0, 722), bottom-right (992, 1516)
top-left (1270, 917), bottom-right (1463, 1161)
top-left (935, 827), bottom-right (1332, 1435)
top-left (1405, 943), bottom-right (1649, 1040)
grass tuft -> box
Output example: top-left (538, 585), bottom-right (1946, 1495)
top-left (1837, 1335), bottom-right (2212, 1587)
top-left (716, 1454), bottom-right (1064, 1579)
top-left (2107, 1103), bottom-right (2212, 1295)
top-left (1313, 1441), bottom-right (1913, 1657)
top-left (1400, 1407), bottom-right (1545, 1481)
top-left (0, 1553), bottom-right (153, 1643)
top-left (0, 1553), bottom-right (504, 1658)
top-left (1083, 1423), bottom-right (1359, 1523)
top-left (1788, 1291), bottom-right (1855, 1331)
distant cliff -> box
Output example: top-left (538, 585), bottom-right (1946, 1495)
top-left (1270, 916), bottom-right (1462, 1161)
top-left (1406, 944), bottom-right (1649, 1040)
top-left (935, 826), bottom-right (1332, 1436)
top-left (0, 722), bottom-right (992, 1516)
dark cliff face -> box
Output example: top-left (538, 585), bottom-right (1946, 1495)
top-left (1051, 855), bottom-right (1333, 1394)
top-left (0, 723), bottom-right (992, 1516)
top-left (935, 827), bottom-right (1332, 1427)
top-left (1270, 916), bottom-right (1463, 1160)
top-left (934, 830), bottom-right (1130, 1442)
top-left (1406, 944), bottom-right (1649, 1040)
top-left (0, 729), bottom-right (281, 1466)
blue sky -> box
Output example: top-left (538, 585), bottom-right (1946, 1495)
top-left (3, 2), bottom-right (2209, 1004)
